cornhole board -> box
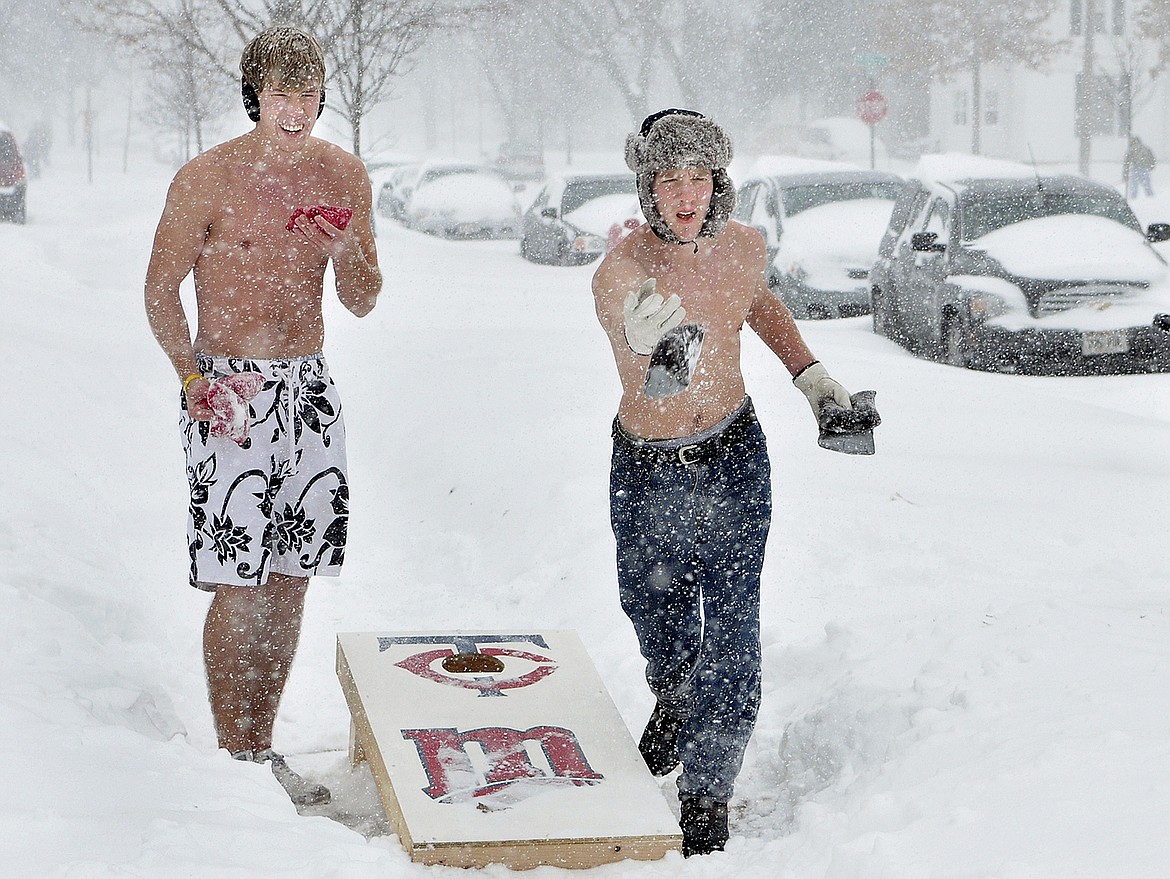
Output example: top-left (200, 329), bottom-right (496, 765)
top-left (336, 630), bottom-right (682, 868)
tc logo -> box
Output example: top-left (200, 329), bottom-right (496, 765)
top-left (380, 634), bottom-right (558, 697)
top-left (402, 725), bottom-right (604, 806)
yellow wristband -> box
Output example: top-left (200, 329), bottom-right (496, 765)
top-left (182, 373), bottom-right (204, 392)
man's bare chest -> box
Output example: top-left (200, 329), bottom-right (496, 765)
top-left (207, 171), bottom-right (338, 255)
top-left (655, 270), bottom-right (754, 328)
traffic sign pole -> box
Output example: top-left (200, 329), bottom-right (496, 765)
top-left (855, 90), bottom-right (889, 170)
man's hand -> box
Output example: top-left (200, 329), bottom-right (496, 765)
top-left (623, 278), bottom-right (685, 356)
top-left (290, 211), bottom-right (354, 261)
top-left (792, 361), bottom-right (852, 418)
top-left (184, 377), bottom-right (213, 421)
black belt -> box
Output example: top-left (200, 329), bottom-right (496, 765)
top-left (612, 401), bottom-right (757, 466)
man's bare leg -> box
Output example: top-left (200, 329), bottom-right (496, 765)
top-left (203, 574), bottom-right (308, 753)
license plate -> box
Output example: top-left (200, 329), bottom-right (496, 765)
top-left (1081, 329), bottom-right (1130, 355)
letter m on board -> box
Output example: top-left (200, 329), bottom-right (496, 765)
top-left (401, 725), bottom-right (604, 801)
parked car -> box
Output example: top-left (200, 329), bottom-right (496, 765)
top-left (405, 167), bottom-right (522, 239)
top-left (734, 163), bottom-right (902, 318)
top-left (869, 154), bottom-right (1170, 375)
top-left (520, 173), bottom-right (638, 265)
top-left (494, 141), bottom-right (545, 182)
top-left (0, 123), bottom-right (27, 223)
top-left (376, 160), bottom-right (479, 223)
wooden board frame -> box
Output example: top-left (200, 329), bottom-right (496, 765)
top-left (336, 631), bottom-right (682, 869)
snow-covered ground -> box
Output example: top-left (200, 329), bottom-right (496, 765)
top-left (4, 148), bottom-right (1170, 879)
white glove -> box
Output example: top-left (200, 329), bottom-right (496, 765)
top-left (792, 361), bottom-right (852, 417)
top-left (622, 278), bottom-right (685, 356)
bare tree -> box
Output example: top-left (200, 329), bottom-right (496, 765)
top-left (876, 0), bottom-right (1066, 154)
top-left (319, 0), bottom-right (486, 156)
top-left (80, 0), bottom-right (232, 161)
top-left (1135, 0), bottom-right (1170, 75)
top-left (85, 0), bottom-right (487, 158)
top-left (532, 0), bottom-right (667, 125)
top-left (469, 5), bottom-right (579, 152)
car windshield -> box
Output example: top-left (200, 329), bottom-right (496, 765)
top-left (960, 189), bottom-right (1141, 240)
top-left (561, 178), bottom-right (634, 215)
top-left (780, 181), bottom-right (902, 216)
top-left (419, 165), bottom-right (480, 186)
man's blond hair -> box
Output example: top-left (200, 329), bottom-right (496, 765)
top-left (240, 26), bottom-right (326, 93)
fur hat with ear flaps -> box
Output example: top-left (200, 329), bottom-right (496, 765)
top-left (625, 109), bottom-right (736, 246)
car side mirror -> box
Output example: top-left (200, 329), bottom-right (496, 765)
top-left (912, 231), bottom-right (946, 253)
top-left (1146, 223), bottom-right (1170, 243)
top-left (541, 207), bottom-right (558, 219)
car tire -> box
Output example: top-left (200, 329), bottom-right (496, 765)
top-left (872, 286), bottom-right (888, 337)
top-left (942, 311), bottom-right (975, 368)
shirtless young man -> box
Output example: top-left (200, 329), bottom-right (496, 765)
top-left (145, 26), bottom-right (381, 805)
top-left (593, 109), bottom-right (860, 855)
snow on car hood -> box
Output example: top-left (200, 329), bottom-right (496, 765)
top-left (955, 272), bottom-right (1170, 331)
top-left (774, 198), bottom-right (894, 290)
top-left (563, 194), bottom-right (640, 238)
top-left (410, 174), bottom-right (518, 221)
top-left (972, 214), bottom-right (1166, 284)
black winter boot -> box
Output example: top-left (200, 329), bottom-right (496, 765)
top-left (638, 703), bottom-right (686, 776)
top-left (680, 796), bottom-right (729, 857)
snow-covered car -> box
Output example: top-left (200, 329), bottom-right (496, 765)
top-left (734, 163), bottom-right (902, 318)
top-left (405, 168), bottom-right (522, 240)
top-left (377, 160), bottom-right (478, 223)
top-left (494, 141), bottom-right (545, 182)
top-left (520, 173), bottom-right (637, 266)
top-left (0, 123), bottom-right (27, 223)
top-left (870, 155), bottom-right (1170, 375)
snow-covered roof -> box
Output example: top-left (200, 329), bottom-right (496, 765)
top-left (913, 153), bottom-right (1043, 184)
top-left (748, 155), bottom-right (863, 178)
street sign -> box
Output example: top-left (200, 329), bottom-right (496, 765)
top-left (854, 53), bottom-right (890, 71)
top-left (857, 90), bottom-right (888, 126)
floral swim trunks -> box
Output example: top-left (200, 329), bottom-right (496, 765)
top-left (179, 353), bottom-right (348, 590)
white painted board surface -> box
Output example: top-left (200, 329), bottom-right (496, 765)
top-left (336, 630), bottom-right (682, 864)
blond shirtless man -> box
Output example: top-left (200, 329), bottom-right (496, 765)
top-left (593, 109), bottom-right (862, 855)
top-left (145, 27), bottom-right (381, 806)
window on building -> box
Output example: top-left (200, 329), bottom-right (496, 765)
top-left (953, 91), bottom-right (968, 126)
top-left (984, 91), bottom-right (999, 126)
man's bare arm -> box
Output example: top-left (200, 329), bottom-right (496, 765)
top-left (592, 249), bottom-right (649, 356)
top-left (743, 231), bottom-right (816, 376)
top-left (144, 164), bottom-right (215, 382)
top-left (331, 158), bottom-right (381, 317)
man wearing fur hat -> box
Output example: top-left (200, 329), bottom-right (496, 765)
top-left (593, 109), bottom-right (863, 855)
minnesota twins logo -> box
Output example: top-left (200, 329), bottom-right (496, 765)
top-left (402, 725), bottom-right (604, 806)
top-left (380, 634), bottom-right (558, 698)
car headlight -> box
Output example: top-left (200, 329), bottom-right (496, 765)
top-left (968, 293), bottom-right (1005, 319)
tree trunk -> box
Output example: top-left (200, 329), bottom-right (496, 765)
top-left (970, 56), bottom-right (982, 155)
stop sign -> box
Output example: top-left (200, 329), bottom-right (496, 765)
top-left (857, 90), bottom-right (888, 126)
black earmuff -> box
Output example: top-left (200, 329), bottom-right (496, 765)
top-left (241, 79), bottom-right (326, 123)
top-left (638, 107), bottom-right (703, 137)
top-left (242, 79), bottom-right (261, 122)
